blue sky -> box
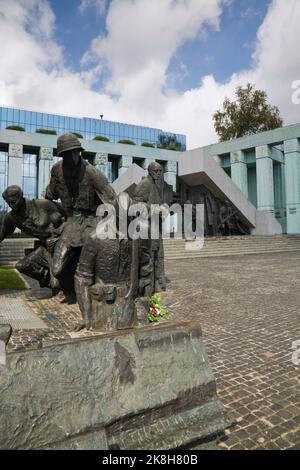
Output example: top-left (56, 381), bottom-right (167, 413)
top-left (168, 0), bottom-right (270, 90)
top-left (0, 0), bottom-right (298, 148)
top-left (49, 0), bottom-right (271, 90)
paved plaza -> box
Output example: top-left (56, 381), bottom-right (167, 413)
top-left (2, 250), bottom-right (300, 450)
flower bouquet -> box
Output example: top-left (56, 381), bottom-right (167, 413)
top-left (144, 293), bottom-right (171, 323)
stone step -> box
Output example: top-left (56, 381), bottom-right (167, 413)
top-left (165, 248), bottom-right (300, 259)
top-left (164, 243), bottom-right (300, 251)
top-left (163, 235), bottom-right (300, 259)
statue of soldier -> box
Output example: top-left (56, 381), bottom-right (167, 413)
top-left (74, 193), bottom-right (133, 331)
top-left (133, 162), bottom-right (173, 296)
top-left (0, 185), bottom-right (65, 289)
top-left (45, 133), bottom-right (117, 302)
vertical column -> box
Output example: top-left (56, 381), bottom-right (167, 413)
top-left (230, 150), bottom-right (248, 197)
top-left (164, 160), bottom-right (177, 191)
top-left (38, 147), bottom-right (53, 198)
top-left (255, 145), bottom-right (274, 214)
top-left (273, 161), bottom-right (286, 232)
top-left (118, 155), bottom-right (133, 176)
top-left (8, 144), bottom-right (23, 188)
top-left (94, 152), bottom-right (109, 179)
top-left (283, 138), bottom-right (300, 234)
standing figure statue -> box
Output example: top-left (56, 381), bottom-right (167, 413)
top-left (74, 192), bottom-right (134, 331)
top-left (45, 133), bottom-right (117, 302)
top-left (218, 201), bottom-right (234, 236)
top-left (133, 162), bottom-right (173, 296)
top-left (0, 185), bottom-right (65, 290)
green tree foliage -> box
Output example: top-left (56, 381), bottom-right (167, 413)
top-left (213, 83), bottom-right (283, 141)
top-left (71, 132), bottom-right (83, 139)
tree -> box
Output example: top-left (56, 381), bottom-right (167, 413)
top-left (157, 134), bottom-right (184, 151)
top-left (213, 83), bottom-right (283, 141)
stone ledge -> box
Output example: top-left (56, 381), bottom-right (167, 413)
top-left (0, 320), bottom-right (229, 450)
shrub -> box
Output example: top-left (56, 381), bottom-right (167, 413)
top-left (166, 146), bottom-right (178, 151)
top-left (36, 128), bottom-right (57, 135)
top-left (141, 142), bottom-right (155, 148)
top-left (93, 135), bottom-right (110, 142)
top-left (71, 132), bottom-right (83, 139)
top-left (6, 125), bottom-right (25, 132)
top-left (118, 139), bottom-right (136, 145)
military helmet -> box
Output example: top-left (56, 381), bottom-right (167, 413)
top-left (57, 133), bottom-right (84, 156)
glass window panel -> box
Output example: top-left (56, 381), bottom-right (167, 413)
top-left (24, 111), bottom-right (30, 124)
top-left (19, 110), bottom-right (25, 123)
top-left (2, 108), bottom-right (7, 120)
top-left (23, 165), bottom-right (30, 177)
top-left (31, 112), bottom-right (37, 124)
top-left (13, 109), bottom-right (19, 122)
top-left (7, 109), bottom-right (13, 121)
top-left (85, 120), bottom-right (91, 132)
top-left (42, 113), bottom-right (48, 126)
top-left (107, 161), bottom-right (113, 183)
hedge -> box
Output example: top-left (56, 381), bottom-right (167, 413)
top-left (36, 129), bottom-right (57, 135)
top-left (93, 135), bottom-right (110, 142)
top-left (117, 139), bottom-right (136, 145)
top-left (6, 125), bottom-right (25, 131)
top-left (141, 142), bottom-right (155, 148)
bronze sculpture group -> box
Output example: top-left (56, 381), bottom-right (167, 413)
top-left (0, 134), bottom-right (171, 331)
top-left (0, 133), bottom-right (249, 331)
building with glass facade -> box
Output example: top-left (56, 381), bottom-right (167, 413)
top-left (1, 105), bottom-right (299, 235)
top-left (0, 106), bottom-right (186, 148)
top-left (0, 106), bottom-right (182, 211)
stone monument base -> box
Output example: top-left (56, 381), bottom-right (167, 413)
top-left (0, 320), bottom-right (231, 450)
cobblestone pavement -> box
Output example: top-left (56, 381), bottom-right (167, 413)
top-left (164, 251), bottom-right (300, 450)
top-left (2, 251), bottom-right (300, 450)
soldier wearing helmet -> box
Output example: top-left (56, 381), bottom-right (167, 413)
top-left (45, 133), bottom-right (117, 303)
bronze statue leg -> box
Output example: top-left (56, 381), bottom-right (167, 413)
top-left (16, 246), bottom-right (50, 288)
top-left (52, 240), bottom-right (73, 278)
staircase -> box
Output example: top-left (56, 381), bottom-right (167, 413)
top-left (1, 236), bottom-right (300, 266)
top-left (163, 235), bottom-right (300, 260)
top-left (0, 238), bottom-right (35, 267)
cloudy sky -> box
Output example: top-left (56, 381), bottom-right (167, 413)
top-left (0, 0), bottom-right (299, 148)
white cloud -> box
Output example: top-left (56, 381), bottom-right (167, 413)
top-left (0, 0), bottom-right (299, 150)
top-left (79, 0), bottom-right (107, 16)
top-left (240, 6), bottom-right (262, 20)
